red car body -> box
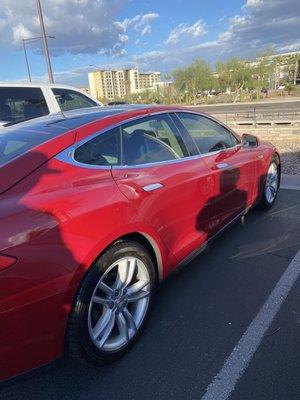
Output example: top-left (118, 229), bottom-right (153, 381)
top-left (0, 106), bottom-right (278, 381)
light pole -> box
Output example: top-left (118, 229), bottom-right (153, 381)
top-left (36, 0), bottom-right (54, 83)
top-left (21, 36), bottom-right (55, 83)
top-left (22, 39), bottom-right (31, 82)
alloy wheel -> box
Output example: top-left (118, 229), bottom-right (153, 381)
top-left (265, 161), bottom-right (279, 204)
top-left (87, 256), bottom-right (150, 352)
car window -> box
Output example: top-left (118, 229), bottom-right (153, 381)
top-left (177, 113), bottom-right (239, 154)
top-left (121, 115), bottom-right (188, 166)
top-left (52, 88), bottom-right (97, 112)
top-left (74, 127), bottom-right (120, 166)
top-left (0, 126), bottom-right (65, 167)
top-left (0, 87), bottom-right (49, 124)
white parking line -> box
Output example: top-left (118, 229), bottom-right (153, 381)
top-left (202, 249), bottom-right (300, 400)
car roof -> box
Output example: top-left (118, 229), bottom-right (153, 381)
top-left (2, 105), bottom-right (185, 135)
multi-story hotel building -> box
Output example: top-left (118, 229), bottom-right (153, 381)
top-left (88, 68), bottom-right (161, 100)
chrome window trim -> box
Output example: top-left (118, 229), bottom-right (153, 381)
top-left (55, 109), bottom-right (242, 170)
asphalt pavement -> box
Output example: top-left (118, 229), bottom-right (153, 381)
top-left (192, 99), bottom-right (300, 115)
top-left (0, 188), bottom-right (300, 400)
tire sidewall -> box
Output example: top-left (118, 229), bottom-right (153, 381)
top-left (67, 241), bottom-right (156, 364)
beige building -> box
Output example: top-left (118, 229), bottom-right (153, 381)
top-left (88, 68), bottom-right (161, 100)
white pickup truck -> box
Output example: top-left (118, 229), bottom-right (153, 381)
top-left (0, 82), bottom-right (102, 127)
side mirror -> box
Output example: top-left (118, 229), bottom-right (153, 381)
top-left (242, 133), bottom-right (259, 148)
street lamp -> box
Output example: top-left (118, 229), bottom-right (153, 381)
top-left (36, 0), bottom-right (54, 83)
top-left (21, 36), bottom-right (55, 82)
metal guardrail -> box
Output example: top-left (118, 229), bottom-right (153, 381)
top-left (225, 111), bottom-right (300, 122)
top-left (221, 111), bottom-right (300, 130)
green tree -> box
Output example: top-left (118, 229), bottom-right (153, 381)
top-left (173, 59), bottom-right (213, 104)
top-left (251, 51), bottom-right (276, 99)
top-left (216, 58), bottom-right (253, 102)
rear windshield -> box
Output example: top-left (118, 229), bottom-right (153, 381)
top-left (0, 126), bottom-right (62, 167)
top-left (0, 87), bottom-right (49, 124)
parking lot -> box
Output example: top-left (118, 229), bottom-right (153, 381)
top-left (1, 188), bottom-right (299, 400)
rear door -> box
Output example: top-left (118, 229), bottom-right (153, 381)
top-left (111, 113), bottom-right (213, 267)
top-left (175, 112), bottom-right (257, 234)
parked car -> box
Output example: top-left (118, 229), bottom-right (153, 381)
top-left (0, 105), bottom-right (280, 381)
top-left (0, 82), bottom-right (102, 126)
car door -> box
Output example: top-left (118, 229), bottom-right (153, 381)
top-left (175, 112), bottom-right (257, 235)
top-left (111, 113), bottom-right (214, 267)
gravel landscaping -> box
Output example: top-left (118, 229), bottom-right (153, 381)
top-left (228, 128), bottom-right (300, 175)
top-left (253, 132), bottom-right (300, 175)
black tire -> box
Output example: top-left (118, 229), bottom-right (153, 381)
top-left (66, 240), bottom-right (156, 364)
top-left (259, 155), bottom-right (280, 209)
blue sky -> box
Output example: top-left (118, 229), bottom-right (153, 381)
top-left (0, 0), bottom-right (299, 86)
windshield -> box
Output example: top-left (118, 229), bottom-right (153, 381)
top-left (0, 87), bottom-right (49, 124)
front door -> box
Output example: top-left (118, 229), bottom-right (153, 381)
top-left (174, 112), bottom-right (256, 235)
top-left (111, 113), bottom-right (213, 268)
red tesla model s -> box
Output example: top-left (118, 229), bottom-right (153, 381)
top-left (0, 105), bottom-right (280, 381)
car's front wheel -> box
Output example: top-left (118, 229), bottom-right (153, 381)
top-left (260, 155), bottom-right (280, 209)
top-left (66, 240), bottom-right (156, 364)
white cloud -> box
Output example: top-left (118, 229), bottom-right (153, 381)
top-left (0, 0), bottom-right (129, 55)
top-left (5, 0), bottom-right (300, 86)
top-left (141, 25), bottom-right (151, 36)
top-left (246, 0), bottom-right (263, 8)
top-left (166, 20), bottom-right (206, 45)
top-left (118, 12), bottom-right (159, 35)
top-left (219, 0), bottom-right (300, 57)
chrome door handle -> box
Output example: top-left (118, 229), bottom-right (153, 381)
top-left (142, 183), bottom-right (164, 192)
top-left (216, 163), bottom-right (229, 169)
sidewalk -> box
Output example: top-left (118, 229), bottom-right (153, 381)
top-left (281, 174), bottom-right (300, 190)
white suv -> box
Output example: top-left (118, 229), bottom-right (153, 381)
top-left (0, 83), bottom-right (102, 127)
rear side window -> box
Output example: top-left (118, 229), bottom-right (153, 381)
top-left (0, 126), bottom-right (64, 167)
top-left (52, 88), bottom-right (97, 112)
top-left (74, 128), bottom-right (120, 166)
top-left (0, 87), bottom-right (49, 124)
top-left (177, 113), bottom-right (239, 154)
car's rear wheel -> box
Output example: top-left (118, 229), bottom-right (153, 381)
top-left (260, 156), bottom-right (280, 209)
top-left (66, 240), bottom-right (156, 364)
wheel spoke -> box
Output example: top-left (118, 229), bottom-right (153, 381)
top-left (269, 185), bottom-right (276, 195)
top-left (115, 258), bottom-right (136, 289)
top-left (127, 289), bottom-right (150, 303)
top-left (92, 309), bottom-right (115, 341)
top-left (98, 281), bottom-right (114, 296)
top-left (92, 296), bottom-right (111, 307)
top-left (124, 259), bottom-right (136, 288)
top-left (123, 307), bottom-right (137, 333)
top-left (116, 312), bottom-right (129, 342)
top-left (127, 280), bottom-right (149, 295)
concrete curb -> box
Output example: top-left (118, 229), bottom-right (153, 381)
top-left (281, 174), bottom-right (300, 190)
